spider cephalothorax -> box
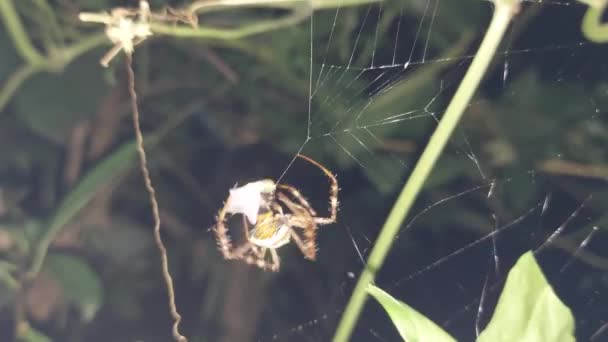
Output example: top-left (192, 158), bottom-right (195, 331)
top-left (214, 154), bottom-right (338, 271)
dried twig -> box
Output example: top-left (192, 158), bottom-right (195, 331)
top-left (125, 54), bottom-right (187, 342)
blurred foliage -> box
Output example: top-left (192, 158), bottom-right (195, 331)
top-left (44, 254), bottom-right (103, 322)
top-left (0, 0), bottom-right (607, 341)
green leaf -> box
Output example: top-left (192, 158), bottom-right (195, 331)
top-left (477, 251), bottom-right (575, 342)
top-left (44, 253), bottom-right (103, 322)
top-left (13, 53), bottom-right (109, 144)
top-left (367, 284), bottom-right (457, 342)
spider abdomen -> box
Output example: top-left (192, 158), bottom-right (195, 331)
top-left (250, 218), bottom-right (291, 249)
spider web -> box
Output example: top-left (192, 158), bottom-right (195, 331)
top-left (258, 0), bottom-right (608, 341)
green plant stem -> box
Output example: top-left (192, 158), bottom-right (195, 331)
top-left (56, 33), bottom-right (108, 65)
top-left (152, 0), bottom-right (380, 39)
top-left (186, 0), bottom-right (382, 14)
top-left (0, 0), bottom-right (45, 65)
top-left (31, 0), bottom-right (65, 46)
top-left (332, 1), bottom-right (520, 341)
top-left (311, 0), bottom-right (382, 10)
top-left (153, 0), bottom-right (311, 40)
top-left (0, 33), bottom-right (108, 113)
top-left (0, 64), bottom-right (43, 112)
top-left (581, 1), bottom-right (608, 43)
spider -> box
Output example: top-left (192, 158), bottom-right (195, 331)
top-left (214, 154), bottom-right (338, 271)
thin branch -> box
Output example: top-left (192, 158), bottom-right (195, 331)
top-left (0, 33), bottom-right (108, 113)
top-left (125, 54), bottom-right (187, 342)
top-left (0, 63), bottom-right (43, 112)
top-left (151, 0), bottom-right (312, 40)
top-left (0, 0), bottom-right (45, 65)
top-left (150, 0), bottom-right (381, 40)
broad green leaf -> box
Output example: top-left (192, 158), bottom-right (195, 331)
top-left (367, 284), bottom-right (456, 342)
top-left (477, 251), bottom-right (575, 342)
top-left (13, 53), bottom-right (108, 144)
top-left (44, 253), bottom-right (103, 322)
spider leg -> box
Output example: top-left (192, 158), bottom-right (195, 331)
top-left (289, 228), bottom-right (316, 260)
top-left (214, 203), bottom-right (235, 259)
top-left (232, 242), bottom-right (254, 259)
top-left (242, 215), bottom-right (250, 239)
top-left (276, 189), bottom-right (316, 223)
top-left (227, 215), bottom-right (254, 259)
top-left (215, 201), bottom-right (253, 260)
top-left (277, 184), bottom-right (317, 216)
top-left (278, 193), bottom-right (317, 260)
top-left (269, 249), bottom-right (281, 271)
top-left (296, 154), bottom-right (339, 226)
top-left (242, 247), bottom-right (279, 272)
top-left (243, 247), bottom-right (264, 269)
